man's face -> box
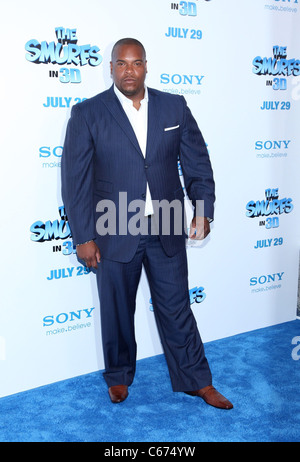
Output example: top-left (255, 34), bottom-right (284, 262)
top-left (110, 44), bottom-right (147, 100)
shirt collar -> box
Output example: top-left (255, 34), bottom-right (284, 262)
top-left (114, 84), bottom-right (148, 107)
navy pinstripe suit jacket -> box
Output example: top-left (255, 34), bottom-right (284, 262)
top-left (61, 85), bottom-right (215, 262)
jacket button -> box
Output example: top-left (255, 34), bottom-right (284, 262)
top-left (144, 164), bottom-right (149, 169)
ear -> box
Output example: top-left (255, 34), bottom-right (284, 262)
top-left (110, 61), bottom-right (113, 75)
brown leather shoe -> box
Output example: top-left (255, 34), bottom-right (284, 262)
top-left (185, 385), bottom-right (233, 409)
top-left (108, 385), bottom-right (129, 403)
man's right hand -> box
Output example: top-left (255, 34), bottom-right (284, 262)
top-left (76, 241), bottom-right (101, 269)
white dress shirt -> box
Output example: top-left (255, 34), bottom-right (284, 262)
top-left (114, 84), bottom-right (154, 216)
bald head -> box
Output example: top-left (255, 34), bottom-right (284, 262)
top-left (111, 38), bottom-right (146, 61)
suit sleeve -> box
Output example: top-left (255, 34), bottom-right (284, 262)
top-left (179, 97), bottom-right (215, 221)
top-left (61, 104), bottom-right (96, 246)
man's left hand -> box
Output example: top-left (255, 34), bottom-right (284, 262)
top-left (189, 216), bottom-right (210, 240)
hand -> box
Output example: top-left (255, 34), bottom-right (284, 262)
top-left (189, 216), bottom-right (210, 240)
top-left (76, 241), bottom-right (101, 269)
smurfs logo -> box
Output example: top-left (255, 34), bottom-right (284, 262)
top-left (253, 46), bottom-right (300, 76)
top-left (246, 188), bottom-right (293, 229)
top-left (30, 206), bottom-right (71, 242)
top-left (189, 286), bottom-right (206, 304)
top-left (25, 27), bottom-right (103, 84)
top-left (149, 285), bottom-right (206, 311)
top-left (253, 46), bottom-right (300, 91)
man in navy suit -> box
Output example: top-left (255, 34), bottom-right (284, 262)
top-left (61, 38), bottom-right (233, 409)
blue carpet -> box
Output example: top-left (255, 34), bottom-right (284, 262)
top-left (0, 320), bottom-right (299, 442)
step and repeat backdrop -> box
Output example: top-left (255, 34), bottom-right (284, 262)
top-left (0, 0), bottom-right (299, 397)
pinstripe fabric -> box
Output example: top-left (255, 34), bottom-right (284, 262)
top-left (61, 85), bottom-right (215, 263)
top-left (62, 85), bottom-right (215, 390)
top-left (98, 231), bottom-right (212, 391)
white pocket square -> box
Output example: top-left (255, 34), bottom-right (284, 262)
top-left (164, 125), bottom-right (180, 131)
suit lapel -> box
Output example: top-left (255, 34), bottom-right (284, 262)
top-left (101, 85), bottom-right (143, 157)
top-left (146, 89), bottom-right (160, 160)
top-left (101, 86), bottom-right (161, 160)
